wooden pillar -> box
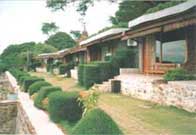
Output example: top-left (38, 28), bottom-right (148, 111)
top-left (160, 30), bottom-right (163, 63)
top-left (86, 47), bottom-right (91, 63)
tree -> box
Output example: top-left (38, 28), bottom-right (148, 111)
top-left (46, 0), bottom-right (93, 16)
top-left (0, 42), bottom-right (57, 70)
top-left (110, 1), bottom-right (160, 27)
top-left (41, 22), bottom-right (59, 35)
top-left (70, 30), bottom-right (82, 40)
top-left (45, 32), bottom-right (76, 50)
top-left (110, 1), bottom-right (186, 27)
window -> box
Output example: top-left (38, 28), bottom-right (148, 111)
top-left (155, 29), bottom-right (186, 64)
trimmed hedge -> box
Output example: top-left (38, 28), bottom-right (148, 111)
top-left (164, 68), bottom-right (196, 81)
top-left (83, 64), bottom-right (100, 89)
top-left (78, 64), bottom-right (85, 86)
top-left (22, 76), bottom-right (44, 92)
top-left (48, 91), bottom-right (83, 123)
top-left (34, 86), bottom-right (62, 109)
top-left (9, 69), bottom-right (29, 81)
top-left (72, 108), bottom-right (122, 134)
top-left (28, 81), bottom-right (51, 95)
top-left (58, 62), bottom-right (75, 75)
top-left (78, 62), bottom-right (118, 89)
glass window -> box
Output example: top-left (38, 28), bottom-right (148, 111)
top-left (162, 40), bottom-right (186, 63)
top-left (155, 29), bottom-right (186, 64)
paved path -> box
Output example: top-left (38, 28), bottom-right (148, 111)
top-left (18, 91), bottom-right (64, 135)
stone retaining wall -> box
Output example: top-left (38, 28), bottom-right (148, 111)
top-left (0, 100), bottom-right (36, 134)
top-left (121, 76), bottom-right (196, 112)
top-left (0, 101), bottom-right (17, 134)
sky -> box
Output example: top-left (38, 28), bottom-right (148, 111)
top-left (0, 0), bottom-right (119, 54)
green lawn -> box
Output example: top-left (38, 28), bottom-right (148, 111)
top-left (31, 72), bottom-right (196, 135)
top-left (99, 94), bottom-right (196, 135)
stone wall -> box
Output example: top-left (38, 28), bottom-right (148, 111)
top-left (16, 102), bottom-right (36, 134)
top-left (0, 100), bottom-right (36, 134)
top-left (120, 75), bottom-right (196, 112)
top-left (0, 101), bottom-right (17, 134)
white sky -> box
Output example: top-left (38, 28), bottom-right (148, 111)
top-left (0, 0), bottom-right (119, 54)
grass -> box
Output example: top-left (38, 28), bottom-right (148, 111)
top-left (31, 72), bottom-right (196, 135)
top-left (98, 94), bottom-right (196, 135)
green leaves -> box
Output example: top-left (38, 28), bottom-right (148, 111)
top-left (41, 22), bottom-right (59, 35)
top-left (45, 32), bottom-right (76, 50)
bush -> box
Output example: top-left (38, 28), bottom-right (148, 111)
top-left (0, 62), bottom-right (8, 74)
top-left (78, 62), bottom-right (117, 89)
top-left (9, 69), bottom-right (29, 81)
top-left (83, 64), bottom-right (100, 89)
top-left (164, 68), bottom-right (196, 81)
top-left (93, 61), bottom-right (113, 81)
top-left (28, 81), bottom-right (51, 95)
top-left (34, 86), bottom-right (62, 109)
top-left (72, 108), bottom-right (122, 135)
top-left (59, 62), bottom-right (75, 75)
top-left (19, 75), bottom-right (30, 84)
top-left (23, 77), bottom-right (44, 92)
top-left (48, 91), bottom-right (83, 123)
top-left (111, 47), bottom-right (136, 68)
top-left (78, 64), bottom-right (85, 86)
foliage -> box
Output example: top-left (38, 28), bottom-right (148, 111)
top-left (34, 86), bottom-right (62, 109)
top-left (72, 108), bottom-right (122, 135)
top-left (78, 62), bottom-right (114, 89)
top-left (82, 64), bottom-right (100, 89)
top-left (111, 47), bottom-right (137, 68)
top-left (0, 42), bottom-right (57, 70)
top-left (70, 30), bottom-right (82, 40)
top-left (59, 62), bottom-right (75, 75)
top-left (28, 81), bottom-right (51, 95)
top-left (45, 32), bottom-right (76, 50)
top-left (0, 62), bottom-right (8, 74)
top-left (46, 0), bottom-right (94, 16)
top-left (41, 22), bottom-right (59, 35)
top-left (78, 90), bottom-right (99, 116)
top-left (110, 1), bottom-right (161, 27)
top-left (164, 68), bottom-right (196, 81)
top-left (23, 76), bottom-right (44, 92)
top-left (78, 64), bottom-right (85, 86)
top-left (146, 1), bottom-right (186, 14)
top-left (9, 68), bottom-right (29, 82)
top-left (48, 91), bottom-right (83, 123)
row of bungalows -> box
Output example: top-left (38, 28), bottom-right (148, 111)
top-left (37, 0), bottom-right (196, 79)
top-left (123, 0), bottom-right (196, 74)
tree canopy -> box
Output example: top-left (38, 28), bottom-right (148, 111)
top-left (41, 22), bottom-right (59, 35)
top-left (110, 1), bottom-right (186, 27)
top-left (45, 32), bottom-right (76, 50)
top-left (70, 30), bottom-right (82, 40)
top-left (0, 42), bottom-right (57, 70)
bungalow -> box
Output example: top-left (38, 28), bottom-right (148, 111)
top-left (123, 0), bottom-right (196, 74)
top-left (79, 28), bottom-right (134, 63)
top-left (36, 46), bottom-right (87, 73)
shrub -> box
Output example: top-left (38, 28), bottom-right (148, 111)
top-left (72, 108), bottom-right (122, 135)
top-left (78, 62), bottom-right (117, 89)
top-left (164, 68), bottom-right (196, 81)
top-left (23, 77), bottom-right (44, 92)
top-left (28, 81), bottom-right (51, 95)
top-left (93, 61), bottom-right (113, 81)
top-left (78, 64), bottom-right (85, 86)
top-left (83, 64), bottom-right (100, 89)
top-left (34, 86), bottom-right (62, 109)
top-left (59, 62), bottom-right (75, 75)
top-left (19, 75), bottom-right (30, 85)
top-left (48, 91), bottom-right (83, 123)
top-left (0, 62), bottom-right (8, 74)
top-left (78, 90), bottom-right (99, 116)
top-left (111, 47), bottom-right (136, 68)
